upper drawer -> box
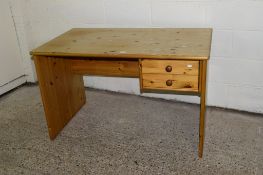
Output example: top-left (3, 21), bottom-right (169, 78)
top-left (141, 60), bottom-right (199, 75)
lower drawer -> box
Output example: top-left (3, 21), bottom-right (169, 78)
top-left (142, 74), bottom-right (199, 92)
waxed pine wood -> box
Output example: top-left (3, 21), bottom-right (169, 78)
top-left (141, 60), bottom-right (199, 92)
top-left (141, 60), bottom-right (199, 75)
top-left (71, 59), bottom-right (139, 77)
top-left (34, 56), bottom-right (86, 139)
top-left (30, 28), bottom-right (212, 60)
top-left (31, 28), bottom-right (212, 158)
top-left (142, 74), bottom-right (199, 92)
top-left (199, 60), bottom-right (207, 158)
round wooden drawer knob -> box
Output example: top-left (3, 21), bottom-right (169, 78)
top-left (165, 65), bottom-right (172, 72)
top-left (166, 80), bottom-right (173, 86)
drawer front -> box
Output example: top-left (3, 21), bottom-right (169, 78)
top-left (141, 60), bottom-right (199, 75)
top-left (142, 74), bottom-right (199, 92)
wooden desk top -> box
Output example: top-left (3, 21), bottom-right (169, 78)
top-left (31, 28), bottom-right (212, 60)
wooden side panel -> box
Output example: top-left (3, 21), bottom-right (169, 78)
top-left (142, 74), bottom-right (199, 92)
top-left (34, 56), bottom-right (86, 139)
top-left (142, 60), bottom-right (199, 75)
top-left (71, 60), bottom-right (139, 77)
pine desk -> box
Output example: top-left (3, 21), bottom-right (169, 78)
top-left (31, 28), bottom-right (212, 158)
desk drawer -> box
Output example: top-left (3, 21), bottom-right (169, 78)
top-left (140, 60), bottom-right (200, 92)
top-left (142, 74), bottom-right (199, 92)
top-left (141, 60), bottom-right (199, 75)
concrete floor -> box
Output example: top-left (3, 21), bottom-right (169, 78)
top-left (0, 85), bottom-right (262, 175)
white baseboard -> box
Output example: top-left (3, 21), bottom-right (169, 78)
top-left (0, 75), bottom-right (26, 96)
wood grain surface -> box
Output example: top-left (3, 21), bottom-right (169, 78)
top-left (141, 60), bottom-right (199, 75)
top-left (31, 28), bottom-right (212, 60)
top-left (142, 74), bottom-right (199, 92)
top-left (34, 56), bottom-right (86, 139)
top-left (31, 28), bottom-right (211, 158)
top-left (71, 59), bottom-right (139, 77)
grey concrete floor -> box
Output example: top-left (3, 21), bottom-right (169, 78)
top-left (0, 85), bottom-right (262, 175)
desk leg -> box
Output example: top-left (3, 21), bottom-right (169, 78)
top-left (34, 56), bottom-right (86, 140)
top-left (199, 60), bottom-right (207, 158)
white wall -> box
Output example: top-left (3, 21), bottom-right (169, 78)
top-left (12, 0), bottom-right (263, 114)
